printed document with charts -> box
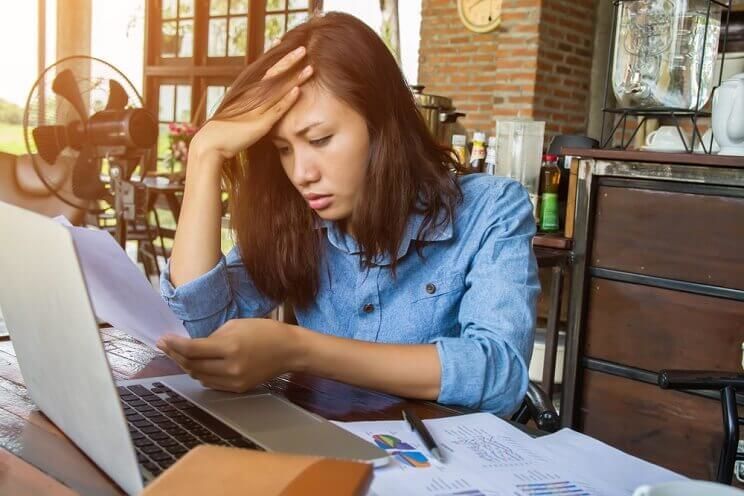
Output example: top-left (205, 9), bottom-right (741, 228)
top-left (334, 413), bottom-right (684, 496)
top-left (54, 216), bottom-right (189, 348)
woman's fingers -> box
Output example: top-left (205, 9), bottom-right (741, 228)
top-left (181, 357), bottom-right (232, 376)
top-left (262, 46), bottom-right (306, 80)
top-left (260, 86), bottom-right (301, 125)
top-left (254, 64), bottom-right (313, 116)
top-left (160, 335), bottom-right (226, 360)
top-left (196, 373), bottom-right (247, 393)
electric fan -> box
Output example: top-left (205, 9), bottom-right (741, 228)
top-left (23, 55), bottom-right (158, 214)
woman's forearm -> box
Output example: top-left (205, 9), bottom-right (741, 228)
top-left (169, 146), bottom-right (224, 287)
top-left (289, 325), bottom-right (442, 400)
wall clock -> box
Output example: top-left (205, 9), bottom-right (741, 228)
top-left (457, 0), bottom-right (502, 33)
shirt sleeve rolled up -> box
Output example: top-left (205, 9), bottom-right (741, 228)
top-left (159, 247), bottom-right (276, 338)
top-left (431, 180), bottom-right (540, 415)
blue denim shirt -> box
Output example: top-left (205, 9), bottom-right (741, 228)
top-left (160, 174), bottom-right (540, 415)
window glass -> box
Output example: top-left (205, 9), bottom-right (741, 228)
top-left (264, 14), bottom-right (285, 50)
top-left (175, 84), bottom-right (192, 122)
top-left (208, 18), bottom-right (228, 57)
top-left (158, 85), bottom-right (175, 121)
top-left (266, 0), bottom-right (286, 12)
top-left (206, 86), bottom-right (227, 118)
top-left (210, 0), bottom-right (228, 16)
top-left (287, 12), bottom-right (308, 31)
top-left (178, 0), bottom-right (194, 17)
top-left (231, 0), bottom-right (249, 14)
top-left (162, 0), bottom-right (177, 19)
top-left (228, 17), bottom-right (248, 56)
top-left (161, 21), bottom-right (178, 58)
top-left (178, 20), bottom-right (194, 57)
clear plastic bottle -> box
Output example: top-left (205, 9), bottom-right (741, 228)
top-left (484, 136), bottom-right (497, 175)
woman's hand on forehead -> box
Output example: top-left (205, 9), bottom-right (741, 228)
top-left (263, 46), bottom-right (307, 81)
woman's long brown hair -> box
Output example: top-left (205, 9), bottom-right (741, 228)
top-left (211, 12), bottom-right (463, 309)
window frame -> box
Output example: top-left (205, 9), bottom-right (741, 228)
top-left (142, 0), bottom-right (321, 172)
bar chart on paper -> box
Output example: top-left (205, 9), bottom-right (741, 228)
top-left (515, 481), bottom-right (591, 496)
top-left (511, 468), bottom-right (592, 496)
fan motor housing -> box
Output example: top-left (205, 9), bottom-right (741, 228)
top-left (88, 109), bottom-right (158, 149)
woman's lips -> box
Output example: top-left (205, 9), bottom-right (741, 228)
top-left (306, 194), bottom-right (333, 210)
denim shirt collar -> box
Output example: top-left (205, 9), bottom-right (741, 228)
top-left (316, 211), bottom-right (454, 266)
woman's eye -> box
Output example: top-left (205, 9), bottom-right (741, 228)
top-left (310, 135), bottom-right (332, 147)
top-left (277, 146), bottom-right (291, 156)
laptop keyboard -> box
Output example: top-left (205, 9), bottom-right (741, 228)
top-left (118, 382), bottom-right (264, 477)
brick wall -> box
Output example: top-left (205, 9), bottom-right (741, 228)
top-left (418, 0), bottom-right (596, 143)
top-left (533, 0), bottom-right (596, 137)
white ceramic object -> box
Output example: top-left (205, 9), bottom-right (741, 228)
top-left (633, 480), bottom-right (744, 496)
top-left (644, 125), bottom-right (689, 152)
top-left (712, 72), bottom-right (744, 156)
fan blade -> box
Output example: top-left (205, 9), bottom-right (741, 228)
top-left (52, 69), bottom-right (88, 122)
top-left (105, 80), bottom-right (129, 110)
top-left (32, 125), bottom-right (68, 164)
top-left (71, 144), bottom-right (106, 200)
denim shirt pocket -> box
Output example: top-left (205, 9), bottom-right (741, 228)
top-left (411, 270), bottom-right (466, 339)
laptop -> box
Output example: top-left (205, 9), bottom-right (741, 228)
top-left (0, 201), bottom-right (388, 495)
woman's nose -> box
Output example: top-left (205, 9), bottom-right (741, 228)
top-left (293, 152), bottom-right (321, 185)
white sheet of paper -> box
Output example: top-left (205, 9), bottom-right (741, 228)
top-left (52, 215), bottom-right (74, 227)
top-left (534, 428), bottom-right (686, 494)
top-left (0, 306), bottom-right (7, 337)
top-left (61, 223), bottom-right (188, 348)
top-left (335, 413), bottom-right (684, 496)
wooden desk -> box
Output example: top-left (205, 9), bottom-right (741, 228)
top-left (0, 328), bottom-right (466, 495)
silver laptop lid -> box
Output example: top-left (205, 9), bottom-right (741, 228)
top-left (0, 201), bottom-right (143, 495)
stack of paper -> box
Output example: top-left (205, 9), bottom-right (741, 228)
top-left (335, 413), bottom-right (684, 496)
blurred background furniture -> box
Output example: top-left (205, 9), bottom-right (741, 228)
top-left (532, 244), bottom-right (572, 409)
top-left (0, 151), bottom-right (87, 224)
top-left (561, 148), bottom-right (744, 482)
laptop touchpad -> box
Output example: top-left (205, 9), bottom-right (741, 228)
top-left (211, 395), bottom-right (322, 433)
top-left (163, 375), bottom-right (322, 434)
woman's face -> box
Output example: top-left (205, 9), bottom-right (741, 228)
top-left (270, 83), bottom-right (369, 222)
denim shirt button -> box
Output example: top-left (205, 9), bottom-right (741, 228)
top-left (362, 303), bottom-right (375, 314)
top-left (425, 283), bottom-right (437, 294)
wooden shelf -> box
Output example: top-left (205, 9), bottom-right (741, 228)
top-left (561, 148), bottom-right (744, 169)
top-left (534, 233), bottom-right (572, 250)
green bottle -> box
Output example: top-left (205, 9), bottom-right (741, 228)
top-left (539, 154), bottom-right (560, 232)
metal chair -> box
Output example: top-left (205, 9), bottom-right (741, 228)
top-left (511, 381), bottom-right (561, 433)
top-left (658, 369), bottom-right (744, 485)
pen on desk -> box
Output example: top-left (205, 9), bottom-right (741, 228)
top-left (402, 408), bottom-right (444, 463)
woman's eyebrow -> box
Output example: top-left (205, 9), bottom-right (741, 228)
top-left (294, 121), bottom-right (323, 136)
top-left (272, 121), bottom-right (324, 142)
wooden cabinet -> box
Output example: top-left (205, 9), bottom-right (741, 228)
top-left (591, 183), bottom-right (744, 290)
top-left (561, 150), bottom-right (744, 481)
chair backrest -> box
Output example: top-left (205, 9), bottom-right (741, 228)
top-left (659, 369), bottom-right (744, 485)
top-left (0, 151), bottom-right (86, 224)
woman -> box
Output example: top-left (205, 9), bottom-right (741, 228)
top-left (158, 12), bottom-right (539, 415)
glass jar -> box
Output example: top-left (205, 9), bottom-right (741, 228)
top-left (612, 0), bottom-right (722, 110)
